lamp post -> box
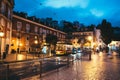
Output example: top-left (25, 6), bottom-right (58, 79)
top-left (87, 36), bottom-right (92, 60)
top-left (34, 40), bottom-right (38, 59)
top-left (0, 31), bottom-right (4, 60)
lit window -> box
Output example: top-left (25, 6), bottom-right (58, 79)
top-left (35, 36), bottom-right (37, 39)
top-left (1, 18), bottom-right (5, 26)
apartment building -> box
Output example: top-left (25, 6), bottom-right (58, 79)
top-left (12, 15), bottom-right (66, 53)
top-left (0, 0), bottom-right (14, 55)
top-left (72, 27), bottom-right (103, 49)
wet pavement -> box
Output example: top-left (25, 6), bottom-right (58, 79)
top-left (22, 52), bottom-right (120, 80)
top-left (2, 53), bottom-right (50, 62)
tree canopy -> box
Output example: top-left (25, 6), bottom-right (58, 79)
top-left (99, 19), bottom-right (113, 45)
top-left (45, 34), bottom-right (58, 45)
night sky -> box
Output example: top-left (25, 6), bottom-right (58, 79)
top-left (14, 0), bottom-right (120, 27)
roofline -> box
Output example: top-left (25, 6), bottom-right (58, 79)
top-left (12, 14), bottom-right (66, 34)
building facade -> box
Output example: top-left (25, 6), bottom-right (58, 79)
top-left (72, 30), bottom-right (95, 48)
top-left (0, 0), bottom-right (14, 56)
top-left (12, 15), bottom-right (66, 53)
top-left (72, 28), bottom-right (103, 49)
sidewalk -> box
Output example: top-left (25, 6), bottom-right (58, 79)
top-left (3, 53), bottom-right (34, 62)
top-left (2, 53), bottom-right (51, 62)
top-left (22, 53), bottom-right (120, 80)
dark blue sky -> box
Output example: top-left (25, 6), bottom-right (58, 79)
top-left (14, 0), bottom-right (120, 27)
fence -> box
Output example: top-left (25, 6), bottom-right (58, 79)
top-left (0, 56), bottom-right (74, 80)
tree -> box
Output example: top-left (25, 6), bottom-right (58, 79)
top-left (99, 19), bottom-right (113, 45)
top-left (46, 34), bottom-right (58, 45)
top-left (45, 34), bottom-right (58, 54)
top-left (63, 21), bottom-right (74, 33)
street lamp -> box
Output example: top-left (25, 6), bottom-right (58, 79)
top-left (34, 40), bottom-right (38, 44)
top-left (34, 40), bottom-right (38, 52)
top-left (87, 36), bottom-right (92, 41)
top-left (87, 36), bottom-right (92, 60)
top-left (0, 31), bottom-right (4, 60)
top-left (34, 40), bottom-right (38, 59)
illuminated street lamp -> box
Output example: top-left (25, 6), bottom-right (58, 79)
top-left (34, 40), bottom-right (38, 51)
top-left (34, 40), bottom-right (38, 59)
top-left (0, 31), bottom-right (4, 60)
top-left (0, 32), bottom-right (4, 37)
top-left (34, 40), bottom-right (38, 44)
top-left (87, 36), bottom-right (92, 41)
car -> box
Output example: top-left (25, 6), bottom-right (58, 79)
top-left (77, 48), bottom-right (82, 53)
top-left (72, 48), bottom-right (77, 54)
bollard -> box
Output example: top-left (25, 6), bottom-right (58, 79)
top-left (67, 57), bottom-right (69, 67)
top-left (39, 61), bottom-right (42, 78)
top-left (89, 51), bottom-right (91, 60)
top-left (6, 64), bottom-right (9, 80)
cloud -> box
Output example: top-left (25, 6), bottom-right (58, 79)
top-left (90, 8), bottom-right (104, 17)
top-left (14, 0), bottom-right (120, 26)
top-left (43, 0), bottom-right (89, 8)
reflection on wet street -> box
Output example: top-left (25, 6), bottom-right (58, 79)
top-left (23, 53), bottom-right (120, 80)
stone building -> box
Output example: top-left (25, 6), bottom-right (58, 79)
top-left (12, 14), bottom-right (66, 53)
top-left (0, 0), bottom-right (14, 56)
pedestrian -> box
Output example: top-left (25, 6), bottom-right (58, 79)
top-left (3, 52), bottom-right (6, 59)
top-left (118, 46), bottom-right (120, 57)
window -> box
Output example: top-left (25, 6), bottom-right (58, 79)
top-left (34, 26), bottom-right (38, 33)
top-left (50, 30), bottom-right (52, 34)
top-left (35, 36), bottom-right (37, 39)
top-left (57, 32), bottom-right (59, 37)
top-left (26, 24), bottom-right (30, 33)
top-left (46, 29), bottom-right (49, 34)
top-left (7, 22), bottom-right (10, 29)
top-left (1, 2), bottom-right (5, 14)
top-left (39, 28), bottom-right (41, 34)
top-left (39, 28), bottom-right (43, 34)
top-left (54, 32), bottom-right (56, 35)
top-left (1, 18), bottom-right (5, 26)
top-left (26, 36), bottom-right (29, 40)
top-left (17, 21), bottom-right (22, 31)
top-left (8, 8), bottom-right (11, 19)
top-left (89, 33), bottom-right (91, 35)
top-left (43, 29), bottom-right (46, 35)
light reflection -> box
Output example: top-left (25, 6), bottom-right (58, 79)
top-left (99, 52), bottom-right (103, 57)
top-left (17, 54), bottom-right (25, 60)
top-left (84, 53), bottom-right (105, 79)
top-left (92, 54), bottom-right (98, 61)
top-left (55, 57), bottom-right (61, 64)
